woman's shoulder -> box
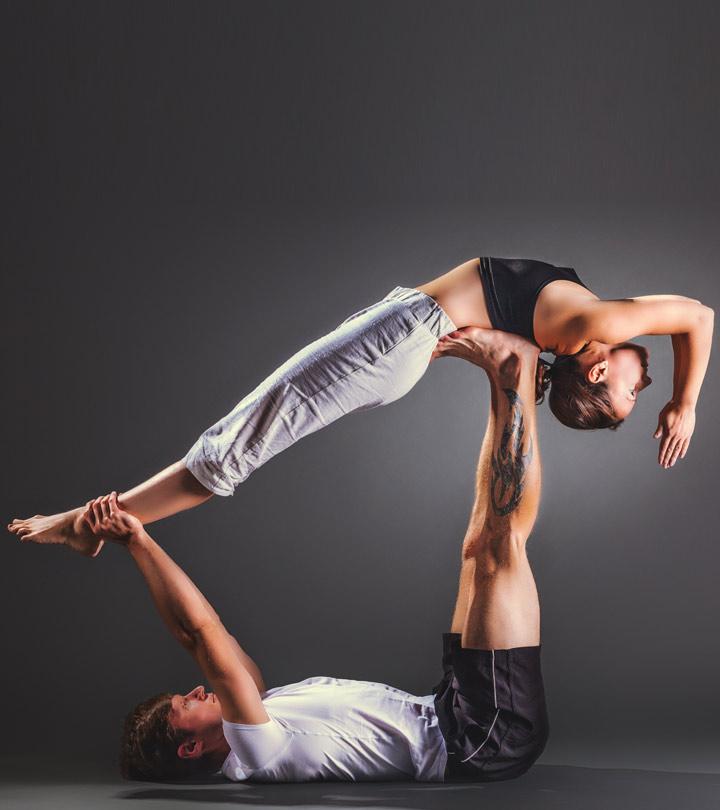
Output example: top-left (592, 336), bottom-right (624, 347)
top-left (534, 282), bottom-right (597, 352)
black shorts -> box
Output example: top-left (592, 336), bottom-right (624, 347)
top-left (432, 633), bottom-right (549, 782)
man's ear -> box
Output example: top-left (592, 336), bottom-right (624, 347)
top-left (587, 360), bottom-right (609, 384)
top-left (177, 738), bottom-right (204, 760)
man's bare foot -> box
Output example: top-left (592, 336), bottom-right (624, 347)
top-left (432, 327), bottom-right (539, 375)
top-left (7, 507), bottom-right (104, 558)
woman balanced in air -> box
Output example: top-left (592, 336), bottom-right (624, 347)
top-left (8, 256), bottom-right (714, 556)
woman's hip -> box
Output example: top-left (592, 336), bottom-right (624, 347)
top-left (184, 288), bottom-right (457, 494)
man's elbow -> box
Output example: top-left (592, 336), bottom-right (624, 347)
top-left (176, 627), bottom-right (197, 650)
top-left (181, 617), bottom-right (224, 650)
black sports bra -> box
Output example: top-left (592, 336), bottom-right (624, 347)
top-left (477, 257), bottom-right (591, 345)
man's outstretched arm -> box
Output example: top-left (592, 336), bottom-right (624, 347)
top-left (83, 493), bottom-right (268, 723)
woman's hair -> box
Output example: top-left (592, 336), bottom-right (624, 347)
top-left (119, 692), bottom-right (217, 782)
top-left (535, 354), bottom-right (623, 431)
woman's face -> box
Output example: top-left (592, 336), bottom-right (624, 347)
top-left (604, 343), bottom-right (652, 418)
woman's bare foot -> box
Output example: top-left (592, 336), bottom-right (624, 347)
top-left (432, 326), bottom-right (539, 373)
top-left (8, 507), bottom-right (104, 558)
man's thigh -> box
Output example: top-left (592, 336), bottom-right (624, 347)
top-left (433, 634), bottom-right (549, 782)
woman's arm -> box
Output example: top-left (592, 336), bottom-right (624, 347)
top-left (578, 297), bottom-right (713, 392)
top-left (671, 333), bottom-right (686, 397)
top-left (648, 333), bottom-right (695, 467)
top-left (577, 298), bottom-right (713, 404)
top-left (576, 298), bottom-right (713, 466)
top-left (577, 297), bottom-right (713, 343)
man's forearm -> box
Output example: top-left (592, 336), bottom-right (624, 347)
top-left (127, 530), bottom-right (223, 646)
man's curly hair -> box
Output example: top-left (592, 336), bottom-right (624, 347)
top-left (119, 692), bottom-right (217, 782)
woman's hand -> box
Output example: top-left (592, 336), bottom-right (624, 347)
top-left (82, 492), bottom-right (145, 545)
top-left (654, 401), bottom-right (696, 468)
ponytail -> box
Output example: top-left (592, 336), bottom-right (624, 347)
top-left (535, 355), bottom-right (623, 431)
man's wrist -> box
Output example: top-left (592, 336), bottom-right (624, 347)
top-left (127, 529), bottom-right (151, 553)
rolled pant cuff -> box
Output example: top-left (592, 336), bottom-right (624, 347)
top-left (183, 439), bottom-right (236, 497)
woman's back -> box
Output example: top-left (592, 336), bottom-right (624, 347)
top-left (417, 256), bottom-right (596, 353)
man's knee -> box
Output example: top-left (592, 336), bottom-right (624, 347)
top-left (462, 527), bottom-right (528, 568)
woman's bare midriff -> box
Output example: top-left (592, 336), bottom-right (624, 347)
top-left (414, 257), bottom-right (493, 330)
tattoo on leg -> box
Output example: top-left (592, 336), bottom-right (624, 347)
top-left (491, 388), bottom-right (533, 516)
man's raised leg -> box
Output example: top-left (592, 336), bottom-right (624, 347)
top-left (449, 334), bottom-right (541, 649)
top-left (432, 327), bottom-right (548, 781)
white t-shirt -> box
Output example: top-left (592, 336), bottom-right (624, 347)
top-left (221, 676), bottom-right (447, 782)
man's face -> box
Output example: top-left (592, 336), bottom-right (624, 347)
top-left (167, 685), bottom-right (222, 741)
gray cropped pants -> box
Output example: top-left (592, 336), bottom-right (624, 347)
top-left (183, 286), bottom-right (457, 497)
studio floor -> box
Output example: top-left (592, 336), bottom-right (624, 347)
top-left (2, 764), bottom-right (720, 810)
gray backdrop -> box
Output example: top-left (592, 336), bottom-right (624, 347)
top-left (2, 0), bottom-right (718, 775)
